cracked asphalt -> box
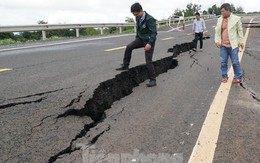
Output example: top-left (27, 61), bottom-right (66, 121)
top-left (0, 17), bottom-right (259, 163)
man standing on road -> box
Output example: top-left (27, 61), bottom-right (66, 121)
top-left (116, 2), bottom-right (157, 87)
top-left (192, 12), bottom-right (206, 52)
top-left (215, 3), bottom-right (244, 84)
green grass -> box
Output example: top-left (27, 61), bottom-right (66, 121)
top-left (0, 39), bottom-right (20, 45)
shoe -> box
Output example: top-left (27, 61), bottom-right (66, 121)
top-left (192, 48), bottom-right (197, 52)
top-left (116, 64), bottom-right (129, 71)
top-left (200, 49), bottom-right (203, 52)
top-left (221, 78), bottom-right (228, 83)
top-left (146, 79), bottom-right (157, 87)
top-left (232, 78), bottom-right (241, 84)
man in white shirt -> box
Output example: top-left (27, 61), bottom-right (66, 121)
top-left (192, 12), bottom-right (206, 52)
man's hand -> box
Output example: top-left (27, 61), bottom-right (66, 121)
top-left (203, 30), bottom-right (207, 36)
top-left (215, 42), bottom-right (221, 48)
top-left (192, 31), bottom-right (195, 35)
top-left (239, 43), bottom-right (244, 49)
top-left (144, 44), bottom-right (152, 51)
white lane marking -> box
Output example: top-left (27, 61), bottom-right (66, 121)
top-left (161, 37), bottom-right (174, 41)
top-left (188, 18), bottom-right (253, 163)
top-left (0, 68), bottom-right (13, 73)
top-left (105, 46), bottom-right (126, 52)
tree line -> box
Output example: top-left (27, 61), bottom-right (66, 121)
top-left (173, 3), bottom-right (245, 17)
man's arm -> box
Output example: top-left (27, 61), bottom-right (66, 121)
top-left (215, 18), bottom-right (222, 48)
top-left (192, 21), bottom-right (195, 35)
top-left (147, 18), bottom-right (157, 46)
top-left (237, 18), bottom-right (244, 49)
top-left (203, 19), bottom-right (207, 32)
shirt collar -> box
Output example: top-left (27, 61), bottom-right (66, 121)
top-left (140, 11), bottom-right (146, 22)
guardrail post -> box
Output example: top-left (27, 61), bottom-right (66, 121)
top-left (157, 23), bottom-right (160, 29)
top-left (119, 27), bottom-right (122, 33)
top-left (134, 26), bottom-right (137, 33)
top-left (100, 27), bottom-right (104, 35)
top-left (42, 30), bottom-right (46, 40)
top-left (76, 28), bottom-right (80, 37)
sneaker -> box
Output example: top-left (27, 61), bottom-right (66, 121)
top-left (221, 78), bottom-right (228, 83)
top-left (232, 78), bottom-right (241, 84)
top-left (200, 49), bottom-right (203, 52)
top-left (146, 79), bottom-right (157, 87)
top-left (116, 64), bottom-right (129, 71)
top-left (192, 48), bottom-right (197, 52)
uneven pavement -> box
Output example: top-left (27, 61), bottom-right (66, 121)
top-left (0, 17), bottom-right (259, 163)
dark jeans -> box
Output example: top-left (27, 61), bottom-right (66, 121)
top-left (193, 32), bottom-right (203, 49)
top-left (123, 38), bottom-right (156, 80)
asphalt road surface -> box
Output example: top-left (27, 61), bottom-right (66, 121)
top-left (0, 16), bottom-right (259, 163)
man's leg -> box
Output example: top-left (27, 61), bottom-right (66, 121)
top-left (116, 38), bottom-right (143, 70)
top-left (199, 32), bottom-right (203, 49)
top-left (193, 33), bottom-right (199, 50)
top-left (123, 38), bottom-right (143, 65)
top-left (145, 43), bottom-right (156, 87)
top-left (220, 46), bottom-right (229, 80)
top-left (230, 47), bottom-right (242, 81)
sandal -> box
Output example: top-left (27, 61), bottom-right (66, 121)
top-left (232, 78), bottom-right (241, 84)
top-left (221, 78), bottom-right (228, 83)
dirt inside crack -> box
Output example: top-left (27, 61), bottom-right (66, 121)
top-left (48, 41), bottom-right (193, 162)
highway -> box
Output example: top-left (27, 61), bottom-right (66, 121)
top-left (0, 16), bottom-right (259, 163)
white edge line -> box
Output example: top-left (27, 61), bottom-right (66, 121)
top-left (0, 33), bottom-right (135, 52)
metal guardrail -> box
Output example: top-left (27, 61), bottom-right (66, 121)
top-left (0, 15), bottom-right (215, 40)
top-left (237, 13), bottom-right (260, 17)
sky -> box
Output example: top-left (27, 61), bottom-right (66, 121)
top-left (0, 0), bottom-right (259, 25)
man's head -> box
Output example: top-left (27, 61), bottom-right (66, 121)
top-left (195, 12), bottom-right (200, 20)
top-left (131, 3), bottom-right (143, 18)
top-left (220, 3), bottom-right (232, 18)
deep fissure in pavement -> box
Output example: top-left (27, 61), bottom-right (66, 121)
top-left (58, 42), bottom-right (194, 121)
top-left (57, 56), bottom-right (179, 121)
top-left (243, 22), bottom-right (260, 28)
top-left (48, 42), bottom-right (193, 162)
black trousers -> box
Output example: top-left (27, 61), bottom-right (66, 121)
top-left (193, 32), bottom-right (203, 49)
top-left (123, 38), bottom-right (156, 80)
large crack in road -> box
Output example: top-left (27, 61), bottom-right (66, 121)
top-left (57, 56), bottom-right (178, 121)
top-left (46, 41), bottom-right (193, 162)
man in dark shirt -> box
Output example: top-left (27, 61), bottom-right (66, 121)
top-left (116, 2), bottom-right (157, 87)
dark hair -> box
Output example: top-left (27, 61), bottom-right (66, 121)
top-left (195, 12), bottom-right (200, 16)
top-left (131, 3), bottom-right (143, 12)
top-left (221, 3), bottom-right (232, 12)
